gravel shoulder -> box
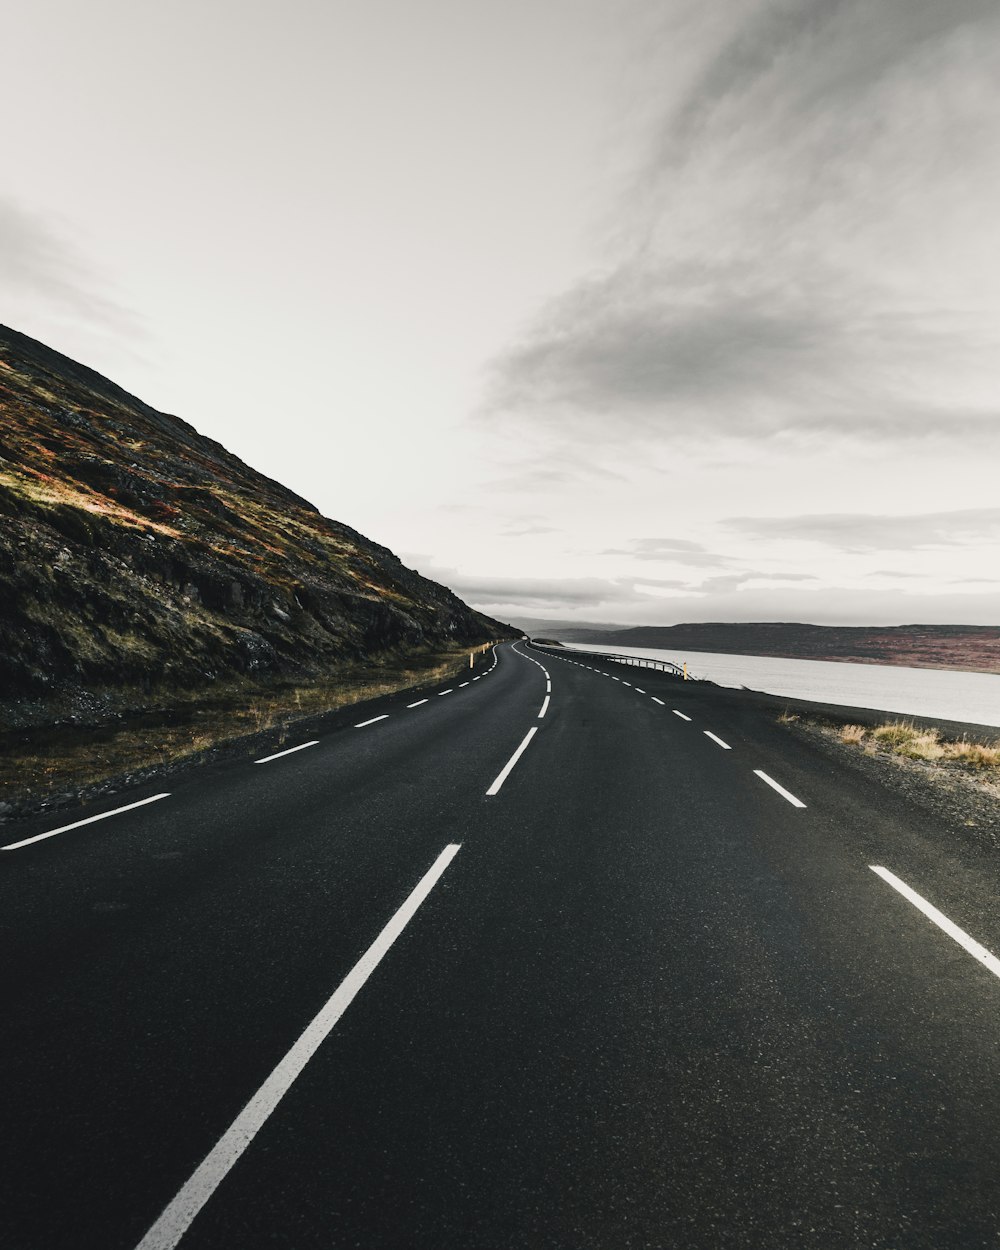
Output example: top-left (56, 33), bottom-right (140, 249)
top-left (781, 713), bottom-right (1000, 852)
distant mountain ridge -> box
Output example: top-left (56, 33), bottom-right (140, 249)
top-left (544, 622), bottom-right (1000, 675)
top-left (0, 325), bottom-right (513, 727)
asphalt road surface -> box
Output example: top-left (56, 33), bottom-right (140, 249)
top-left (4, 641), bottom-right (1000, 1249)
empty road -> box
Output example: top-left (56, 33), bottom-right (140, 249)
top-left (3, 641), bottom-right (1000, 1248)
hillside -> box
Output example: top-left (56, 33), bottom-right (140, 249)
top-left (0, 325), bottom-right (513, 731)
top-left (547, 622), bottom-right (1000, 675)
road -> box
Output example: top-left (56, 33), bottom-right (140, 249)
top-left (3, 640), bottom-right (1000, 1248)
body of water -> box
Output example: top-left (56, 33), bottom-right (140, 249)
top-left (563, 643), bottom-right (1000, 728)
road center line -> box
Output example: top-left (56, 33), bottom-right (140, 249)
top-left (486, 727), bottom-right (538, 796)
top-left (704, 731), bottom-right (731, 749)
top-left (459, 682), bottom-right (469, 687)
top-left (634, 688), bottom-right (646, 694)
top-left (538, 695), bottom-right (550, 719)
top-left (438, 689), bottom-right (453, 696)
top-left (2, 792), bottom-right (171, 852)
top-left (651, 697), bottom-right (665, 706)
top-left (870, 866), bottom-right (1000, 981)
top-left (673, 710), bottom-right (692, 721)
top-left (407, 699), bottom-right (428, 708)
top-left (354, 715), bottom-right (389, 728)
top-left (254, 741), bottom-right (319, 765)
top-left (133, 844), bottom-right (463, 1250)
top-left (753, 770), bottom-right (806, 808)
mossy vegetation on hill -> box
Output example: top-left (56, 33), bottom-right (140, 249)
top-left (0, 324), bottom-right (512, 730)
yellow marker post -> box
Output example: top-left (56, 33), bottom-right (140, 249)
top-left (683, 663), bottom-right (688, 681)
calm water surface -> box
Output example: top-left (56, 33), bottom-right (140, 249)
top-left (563, 643), bottom-right (1000, 727)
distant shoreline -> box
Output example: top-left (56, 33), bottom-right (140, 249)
top-left (543, 622), bottom-right (1000, 677)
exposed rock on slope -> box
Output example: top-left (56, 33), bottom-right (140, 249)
top-left (0, 325), bottom-right (512, 727)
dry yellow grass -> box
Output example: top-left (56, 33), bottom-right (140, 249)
top-left (833, 720), bottom-right (1000, 770)
top-left (0, 646), bottom-right (483, 810)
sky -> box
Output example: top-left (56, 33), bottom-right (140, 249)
top-left (3, 0), bottom-right (1000, 628)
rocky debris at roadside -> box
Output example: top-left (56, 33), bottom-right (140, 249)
top-left (785, 716), bottom-right (1000, 851)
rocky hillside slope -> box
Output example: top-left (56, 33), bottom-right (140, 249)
top-left (0, 325), bottom-right (512, 728)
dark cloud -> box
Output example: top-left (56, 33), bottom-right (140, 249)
top-left (502, 524), bottom-right (561, 537)
top-left (657, 0), bottom-right (996, 163)
top-left (601, 536), bottom-right (709, 555)
top-left (725, 508), bottom-right (1000, 552)
top-left (599, 536), bottom-right (727, 566)
top-left (0, 198), bottom-right (137, 333)
top-left (483, 0), bottom-right (1000, 447)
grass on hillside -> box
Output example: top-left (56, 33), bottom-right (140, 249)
top-left (0, 645), bottom-right (492, 816)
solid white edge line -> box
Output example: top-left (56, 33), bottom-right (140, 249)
top-left (406, 699), bottom-right (428, 708)
top-left (538, 695), bottom-right (550, 719)
top-left (753, 770), bottom-right (807, 808)
top-left (704, 731), bottom-right (731, 750)
top-left (354, 715), bottom-right (389, 728)
top-left (2, 792), bottom-right (171, 852)
top-left (254, 741), bottom-right (319, 765)
top-left (870, 866), bottom-right (1000, 981)
top-left (651, 697), bottom-right (665, 706)
top-left (673, 710), bottom-right (691, 721)
top-left (486, 727), bottom-right (539, 796)
top-left (133, 843), bottom-right (462, 1250)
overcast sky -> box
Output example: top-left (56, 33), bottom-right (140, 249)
top-left (4, 0), bottom-right (999, 627)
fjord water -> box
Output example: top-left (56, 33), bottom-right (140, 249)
top-left (564, 643), bottom-right (1000, 727)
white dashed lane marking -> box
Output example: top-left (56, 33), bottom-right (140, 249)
top-left (133, 844), bottom-right (463, 1250)
top-left (870, 866), bottom-right (1000, 982)
top-left (255, 742), bottom-right (318, 765)
top-left (2, 793), bottom-right (172, 852)
top-left (753, 770), bottom-right (806, 808)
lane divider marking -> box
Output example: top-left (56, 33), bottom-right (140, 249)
top-left (538, 695), bottom-right (550, 719)
top-left (459, 682), bottom-right (470, 688)
top-left (407, 699), bottom-right (428, 708)
top-left (704, 731), bottom-right (731, 750)
top-left (255, 742), bottom-right (319, 765)
top-left (651, 697), bottom-right (665, 706)
top-left (673, 710), bottom-right (692, 721)
top-left (133, 843), bottom-right (463, 1250)
top-left (2, 793), bottom-right (172, 852)
top-left (634, 688), bottom-right (646, 694)
top-left (870, 866), bottom-right (1000, 982)
top-left (355, 715), bottom-right (389, 728)
top-left (486, 728), bottom-right (539, 796)
top-left (753, 770), bottom-right (806, 808)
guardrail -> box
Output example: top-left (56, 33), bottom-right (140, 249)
top-left (527, 639), bottom-right (688, 678)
